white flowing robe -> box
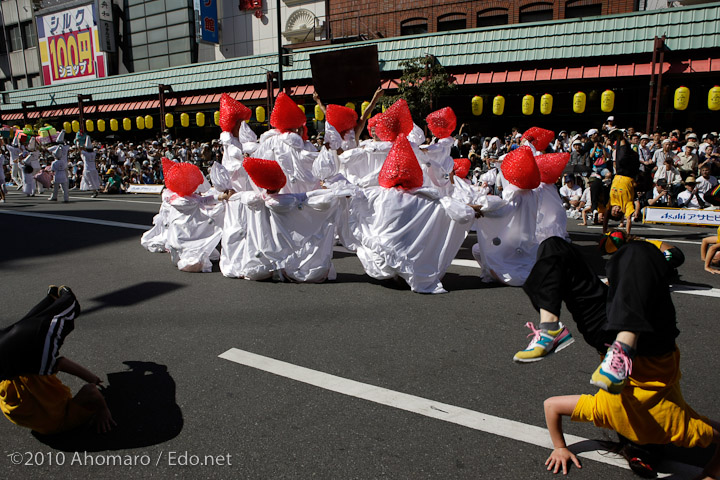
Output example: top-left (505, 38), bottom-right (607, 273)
top-left (232, 189), bottom-right (348, 282)
top-left (21, 151), bottom-right (40, 195)
top-left (80, 150), bottom-right (102, 190)
top-left (534, 182), bottom-right (570, 243)
top-left (141, 189), bottom-right (173, 253)
top-left (348, 186), bottom-right (474, 294)
top-left (472, 185), bottom-right (539, 286)
top-left (253, 130), bottom-right (320, 194)
top-left (165, 192), bottom-right (223, 272)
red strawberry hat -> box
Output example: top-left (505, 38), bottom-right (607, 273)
top-left (453, 158), bottom-right (471, 178)
top-left (426, 107), bottom-right (457, 139)
top-left (270, 93), bottom-right (306, 132)
top-left (162, 157), bottom-right (176, 177)
top-left (244, 157), bottom-right (287, 191)
top-left (374, 99), bottom-right (414, 142)
top-left (378, 134), bottom-right (423, 190)
top-left (219, 93), bottom-right (251, 133)
top-left (501, 146), bottom-right (541, 190)
top-left (535, 152), bottom-right (570, 184)
top-left (327, 104), bottom-right (358, 136)
top-left (164, 162), bottom-right (205, 197)
top-left (521, 127), bottom-right (555, 152)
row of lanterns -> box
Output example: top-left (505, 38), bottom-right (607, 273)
top-left (470, 85), bottom-right (720, 116)
top-left (471, 90), bottom-right (616, 116)
top-left (674, 85), bottom-right (720, 111)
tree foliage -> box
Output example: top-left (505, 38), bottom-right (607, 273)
top-left (381, 55), bottom-right (457, 123)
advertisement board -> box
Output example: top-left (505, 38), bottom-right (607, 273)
top-left (37, 5), bottom-right (108, 85)
top-left (643, 207), bottom-right (720, 227)
top-left (194, 0), bottom-right (219, 44)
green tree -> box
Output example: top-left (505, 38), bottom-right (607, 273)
top-left (381, 55), bottom-right (457, 123)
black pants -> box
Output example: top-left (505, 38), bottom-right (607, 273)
top-left (522, 237), bottom-right (678, 356)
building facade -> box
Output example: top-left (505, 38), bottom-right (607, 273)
top-left (328, 0), bottom-right (636, 43)
top-left (1, 0), bottom-right (41, 91)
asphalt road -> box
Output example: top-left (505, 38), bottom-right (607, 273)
top-left (1, 189), bottom-right (719, 480)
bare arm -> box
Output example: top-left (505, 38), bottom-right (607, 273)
top-left (701, 236), bottom-right (717, 261)
top-left (705, 243), bottom-right (720, 275)
top-left (55, 357), bottom-right (102, 385)
top-left (354, 87), bottom-right (384, 140)
top-left (312, 92), bottom-right (326, 115)
top-left (544, 395), bottom-right (582, 474)
top-left (625, 214), bottom-right (633, 236)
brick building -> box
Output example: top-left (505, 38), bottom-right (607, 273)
top-left (329, 0), bottom-right (636, 42)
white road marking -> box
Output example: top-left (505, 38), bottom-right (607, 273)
top-left (670, 284), bottom-right (720, 297)
top-left (0, 209), bottom-right (149, 230)
top-left (219, 348), bottom-right (696, 478)
top-left (5, 190), bottom-right (159, 205)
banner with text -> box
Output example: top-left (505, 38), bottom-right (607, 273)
top-left (37, 5), bottom-right (107, 86)
top-left (643, 207), bottom-right (720, 227)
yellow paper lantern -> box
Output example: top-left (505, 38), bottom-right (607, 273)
top-left (471, 96), bottom-right (483, 116)
top-left (382, 104), bottom-right (387, 113)
top-left (522, 94), bottom-right (534, 116)
top-left (136, 116), bottom-right (145, 130)
top-left (165, 113), bottom-right (174, 128)
top-left (145, 115), bottom-right (153, 130)
top-left (71, 120), bottom-right (80, 133)
top-left (314, 104), bottom-right (325, 122)
top-left (540, 93), bottom-right (553, 115)
top-left (256, 106), bottom-right (265, 123)
top-left (573, 91), bottom-right (586, 114)
top-left (601, 90), bottom-right (615, 113)
top-left (345, 102), bottom-right (355, 111)
top-left (492, 95), bottom-right (505, 115)
top-left (297, 105), bottom-right (305, 114)
top-left (123, 118), bottom-right (131, 131)
top-left (214, 111), bottom-right (220, 126)
top-left (180, 113), bottom-right (189, 127)
top-left (85, 119), bottom-right (94, 132)
top-left (97, 119), bottom-right (106, 132)
top-left (196, 112), bottom-right (205, 127)
top-left (708, 86), bottom-right (720, 111)
top-left (110, 119), bottom-right (118, 131)
top-left (361, 101), bottom-right (371, 116)
top-left (63, 121), bottom-right (72, 134)
top-left (673, 86), bottom-right (689, 111)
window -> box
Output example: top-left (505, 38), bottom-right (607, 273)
top-left (400, 18), bottom-right (428, 36)
top-left (8, 25), bottom-right (23, 52)
top-left (22, 22), bottom-right (37, 49)
top-left (27, 74), bottom-right (41, 88)
top-left (438, 14), bottom-right (466, 32)
top-left (565, 2), bottom-right (602, 18)
top-left (477, 9), bottom-right (509, 28)
top-left (519, 3), bottom-right (554, 23)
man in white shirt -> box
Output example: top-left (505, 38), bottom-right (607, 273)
top-left (559, 174), bottom-right (582, 209)
top-left (697, 164), bottom-right (718, 203)
top-left (676, 176), bottom-right (705, 209)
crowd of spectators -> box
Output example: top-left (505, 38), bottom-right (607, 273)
top-left (453, 117), bottom-right (720, 224)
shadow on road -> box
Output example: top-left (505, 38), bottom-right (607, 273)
top-left (82, 281), bottom-right (185, 315)
top-left (33, 361), bottom-right (183, 452)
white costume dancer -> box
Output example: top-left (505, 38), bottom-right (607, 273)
top-left (252, 93), bottom-right (320, 194)
top-left (48, 130), bottom-right (70, 202)
top-left (140, 188), bottom-right (172, 253)
top-left (6, 137), bottom-right (24, 189)
top-left (163, 161), bottom-right (224, 273)
top-left (348, 124), bottom-right (474, 294)
top-left (232, 155), bottom-right (347, 282)
top-left (472, 146), bottom-right (542, 286)
top-left (80, 136), bottom-right (102, 194)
